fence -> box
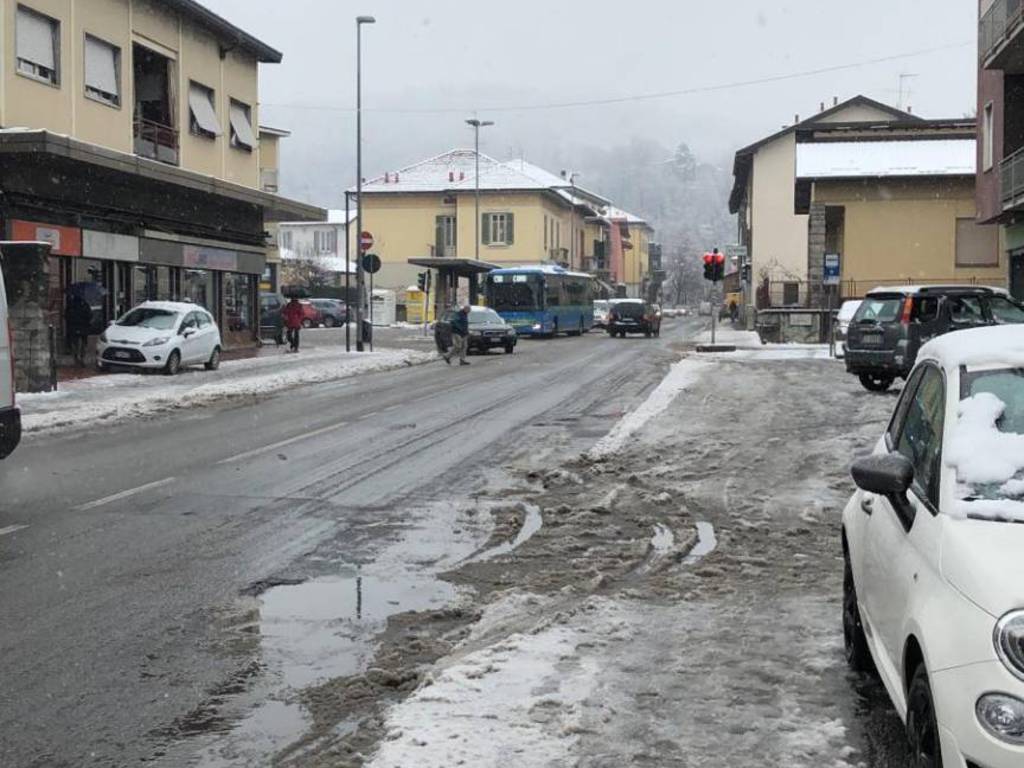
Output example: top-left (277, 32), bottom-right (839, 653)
top-left (759, 277), bottom-right (1010, 309)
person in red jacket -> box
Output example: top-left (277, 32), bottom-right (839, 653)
top-left (281, 296), bottom-right (305, 352)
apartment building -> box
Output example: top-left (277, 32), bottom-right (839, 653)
top-left (0, 0), bottom-right (322, 366)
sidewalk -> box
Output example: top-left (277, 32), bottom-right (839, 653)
top-left (18, 345), bottom-right (437, 435)
top-left (693, 325), bottom-right (836, 360)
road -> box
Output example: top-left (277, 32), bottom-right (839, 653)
top-left (0, 319), bottom-right (701, 767)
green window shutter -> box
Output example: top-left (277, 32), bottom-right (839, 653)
top-left (435, 216), bottom-right (445, 256)
top-left (481, 214), bottom-right (491, 245)
top-left (506, 213), bottom-right (514, 245)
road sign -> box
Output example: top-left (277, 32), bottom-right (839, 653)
top-left (362, 253), bottom-right (381, 274)
top-left (360, 231), bottom-right (374, 252)
top-left (824, 253), bottom-right (841, 286)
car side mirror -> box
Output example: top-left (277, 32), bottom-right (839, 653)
top-left (182, 327), bottom-right (196, 337)
top-left (851, 453), bottom-right (913, 495)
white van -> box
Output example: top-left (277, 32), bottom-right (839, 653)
top-left (0, 247), bottom-right (21, 459)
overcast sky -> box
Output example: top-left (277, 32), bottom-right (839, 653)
top-left (201, 0), bottom-right (977, 206)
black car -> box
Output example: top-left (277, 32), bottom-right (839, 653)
top-left (310, 298), bottom-right (348, 327)
top-left (435, 306), bottom-right (517, 354)
top-left (844, 285), bottom-right (1024, 391)
top-left (607, 299), bottom-right (661, 338)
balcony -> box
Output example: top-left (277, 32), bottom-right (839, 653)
top-left (1001, 145), bottom-right (1024, 210)
top-left (133, 118), bottom-right (179, 166)
top-left (982, 0), bottom-right (1024, 71)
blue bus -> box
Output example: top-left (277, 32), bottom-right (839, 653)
top-left (485, 265), bottom-right (595, 336)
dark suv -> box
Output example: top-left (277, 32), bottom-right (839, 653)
top-left (844, 285), bottom-right (1024, 391)
top-left (607, 299), bottom-right (661, 338)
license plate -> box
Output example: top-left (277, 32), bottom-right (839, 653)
top-left (114, 350), bottom-right (131, 359)
top-left (860, 334), bottom-right (882, 347)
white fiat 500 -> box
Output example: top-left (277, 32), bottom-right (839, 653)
top-left (843, 324), bottom-right (1024, 768)
top-left (97, 301), bottom-right (221, 375)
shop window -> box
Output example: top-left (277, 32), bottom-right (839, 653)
top-left (70, 257), bottom-right (108, 334)
top-left (223, 272), bottom-right (254, 345)
top-left (84, 35), bottom-right (120, 106)
top-left (188, 81), bottom-right (220, 138)
top-left (182, 268), bottom-right (214, 312)
top-left (229, 99), bottom-right (255, 151)
top-left (16, 5), bottom-right (60, 85)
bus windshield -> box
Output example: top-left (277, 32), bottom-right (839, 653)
top-left (488, 275), bottom-right (542, 311)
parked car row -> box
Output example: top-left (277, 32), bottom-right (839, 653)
top-left (260, 292), bottom-right (350, 339)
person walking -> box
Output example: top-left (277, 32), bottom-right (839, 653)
top-left (66, 292), bottom-right (93, 367)
top-left (281, 296), bottom-right (304, 353)
top-left (444, 304), bottom-right (471, 366)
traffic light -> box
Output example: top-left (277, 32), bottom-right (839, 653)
top-left (417, 271), bottom-right (428, 291)
top-left (713, 249), bottom-right (726, 282)
top-left (741, 263), bottom-right (752, 283)
top-left (702, 252), bottom-right (714, 281)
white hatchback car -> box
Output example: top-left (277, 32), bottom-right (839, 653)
top-left (843, 324), bottom-right (1024, 767)
top-left (97, 301), bottom-right (221, 375)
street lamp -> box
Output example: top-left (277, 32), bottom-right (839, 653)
top-left (355, 15), bottom-right (375, 352)
top-left (465, 118), bottom-right (494, 260)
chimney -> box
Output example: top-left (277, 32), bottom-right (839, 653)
top-left (794, 114), bottom-right (800, 124)
top-left (449, 171), bottom-right (454, 182)
top-left (907, 105), bottom-right (913, 114)
top-left (820, 101), bottom-right (825, 112)
top-left (833, 96), bottom-right (839, 106)
top-left (460, 171), bottom-right (465, 181)
top-left (560, 170), bottom-right (567, 179)
top-left (384, 172), bottom-right (390, 183)
top-left (394, 172), bottom-right (399, 183)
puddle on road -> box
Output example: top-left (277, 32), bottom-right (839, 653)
top-left (470, 502), bottom-right (543, 562)
top-left (683, 521), bottom-right (717, 565)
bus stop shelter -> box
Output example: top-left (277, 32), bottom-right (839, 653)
top-left (407, 257), bottom-right (501, 311)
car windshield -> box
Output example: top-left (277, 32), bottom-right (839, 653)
top-left (469, 309), bottom-right (502, 324)
top-left (947, 367), bottom-right (1024, 522)
top-left (117, 308), bottom-right (179, 330)
top-left (853, 297), bottom-right (902, 323)
top-left (488, 275), bottom-right (542, 311)
top-left (988, 296), bottom-right (1024, 324)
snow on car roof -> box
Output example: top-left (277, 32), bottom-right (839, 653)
top-left (133, 301), bottom-right (199, 313)
top-left (866, 284), bottom-right (1003, 296)
top-left (918, 325), bottom-right (1024, 371)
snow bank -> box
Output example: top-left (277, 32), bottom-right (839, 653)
top-left (18, 348), bottom-right (436, 435)
top-left (588, 358), bottom-right (710, 459)
top-left (946, 392), bottom-right (1024, 521)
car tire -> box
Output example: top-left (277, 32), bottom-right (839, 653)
top-left (324, 316), bottom-right (336, 328)
top-left (164, 350), bottom-right (181, 376)
top-left (301, 318), bottom-right (313, 329)
top-left (859, 373), bottom-right (894, 392)
top-left (505, 343), bottom-right (514, 354)
top-left (907, 665), bottom-right (943, 768)
top-left (205, 346), bottom-right (221, 371)
top-left (843, 551), bottom-right (873, 673)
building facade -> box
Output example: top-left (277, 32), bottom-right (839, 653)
top-left (0, 0), bottom-right (321, 383)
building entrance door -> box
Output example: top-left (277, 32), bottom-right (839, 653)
top-left (1011, 250), bottom-right (1024, 302)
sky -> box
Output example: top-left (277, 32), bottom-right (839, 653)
top-left (201, 0), bottom-right (978, 207)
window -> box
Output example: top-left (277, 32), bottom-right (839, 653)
top-left (280, 230), bottom-right (293, 250)
top-left (912, 296), bottom-right (939, 323)
top-left (435, 215), bottom-right (456, 257)
top-left (84, 35), bottom-right (119, 106)
top-left (955, 218), bottom-right (999, 267)
top-left (987, 295), bottom-right (1024, 324)
top-left (948, 295), bottom-right (985, 326)
top-left (180, 312), bottom-right (199, 332)
top-left (314, 229), bottom-right (337, 254)
top-left (228, 99), bottom-right (255, 151)
top-left (188, 81), bottom-right (220, 138)
top-left (983, 102), bottom-right (994, 172)
top-left (482, 213), bottom-right (514, 246)
top-left (782, 282), bottom-right (799, 305)
top-left (888, 366), bottom-right (926, 448)
top-left (894, 365), bottom-right (945, 508)
top-left (545, 276), bottom-right (561, 307)
top-left (16, 5), bottom-right (60, 85)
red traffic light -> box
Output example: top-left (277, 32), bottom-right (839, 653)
top-left (715, 252), bottom-right (725, 264)
top-left (703, 253), bottom-right (713, 264)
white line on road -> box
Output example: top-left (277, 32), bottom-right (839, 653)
top-left (217, 419), bottom-right (350, 465)
top-left (76, 477), bottom-right (177, 511)
top-left (0, 524), bottom-right (28, 538)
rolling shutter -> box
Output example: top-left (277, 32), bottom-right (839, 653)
top-left (229, 102), bottom-right (256, 150)
top-left (189, 83), bottom-right (221, 136)
top-left (84, 36), bottom-right (119, 97)
top-left (17, 7), bottom-right (56, 69)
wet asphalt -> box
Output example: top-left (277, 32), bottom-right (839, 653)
top-left (0, 320), bottom-right (702, 767)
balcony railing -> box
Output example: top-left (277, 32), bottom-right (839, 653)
top-left (133, 118), bottom-right (179, 166)
top-left (981, 0), bottom-right (1023, 62)
top-left (1001, 145), bottom-right (1024, 209)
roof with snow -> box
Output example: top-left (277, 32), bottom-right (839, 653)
top-left (796, 139), bottom-right (975, 179)
top-left (604, 205), bottom-right (650, 226)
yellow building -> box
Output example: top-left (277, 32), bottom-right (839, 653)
top-left (353, 150), bottom-right (616, 294)
top-left (604, 206), bottom-right (653, 298)
top-left (795, 127), bottom-right (1003, 304)
top-left (0, 0), bottom-right (321, 366)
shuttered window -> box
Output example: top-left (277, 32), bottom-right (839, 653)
top-left (482, 213), bottom-right (514, 245)
top-left (189, 82), bottom-right (220, 137)
top-left (84, 35), bottom-right (119, 106)
top-left (229, 100), bottom-right (256, 151)
top-left (955, 218), bottom-right (999, 267)
top-left (16, 5), bottom-right (59, 84)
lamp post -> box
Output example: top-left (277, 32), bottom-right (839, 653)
top-left (465, 118), bottom-right (494, 260)
top-left (355, 15), bottom-right (375, 351)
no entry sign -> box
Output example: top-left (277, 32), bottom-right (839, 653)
top-left (360, 231), bottom-right (374, 252)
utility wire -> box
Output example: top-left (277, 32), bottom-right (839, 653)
top-left (263, 40), bottom-right (972, 116)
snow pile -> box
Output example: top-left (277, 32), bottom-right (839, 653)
top-left (588, 358), bottom-right (710, 458)
top-left (946, 392), bottom-right (1024, 522)
top-left (724, 344), bottom-right (834, 361)
top-left (18, 348), bottom-right (436, 435)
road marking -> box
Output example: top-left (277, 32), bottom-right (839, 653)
top-left (358, 411), bottom-right (380, 420)
top-left (76, 477), bottom-right (177, 511)
top-left (217, 419), bottom-right (350, 465)
top-left (0, 524), bottom-right (28, 538)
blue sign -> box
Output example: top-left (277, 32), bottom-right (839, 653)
top-left (824, 253), bottom-right (840, 285)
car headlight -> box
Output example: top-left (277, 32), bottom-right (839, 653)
top-left (977, 693), bottom-right (1024, 744)
top-left (99, 332), bottom-right (108, 343)
top-left (143, 336), bottom-right (171, 347)
top-left (532, 323), bottom-right (542, 331)
top-left (996, 611), bottom-right (1024, 680)
top-left (506, 328), bottom-right (515, 336)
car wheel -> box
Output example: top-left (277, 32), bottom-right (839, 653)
top-left (859, 373), bottom-right (894, 392)
top-left (301, 318), bottom-right (313, 329)
top-left (843, 551), bottom-right (873, 673)
top-left (907, 665), bottom-right (943, 768)
top-left (505, 343), bottom-right (514, 354)
top-left (205, 346), bottom-right (221, 371)
top-left (323, 316), bottom-right (336, 328)
top-left (164, 350), bottom-right (181, 376)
